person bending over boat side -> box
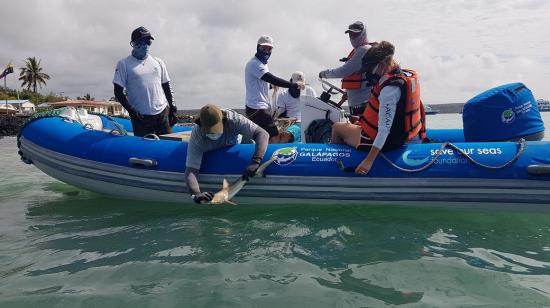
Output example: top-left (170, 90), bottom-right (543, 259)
top-left (319, 21), bottom-right (372, 116)
top-left (113, 26), bottom-right (178, 137)
top-left (185, 104), bottom-right (269, 204)
top-left (245, 35), bottom-right (305, 144)
top-left (331, 41), bottom-right (427, 175)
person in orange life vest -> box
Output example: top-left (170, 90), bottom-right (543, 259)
top-left (318, 21), bottom-right (372, 115)
top-left (330, 41), bottom-right (427, 175)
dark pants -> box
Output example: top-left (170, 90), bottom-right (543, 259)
top-left (245, 106), bottom-right (279, 137)
top-left (131, 106), bottom-right (172, 137)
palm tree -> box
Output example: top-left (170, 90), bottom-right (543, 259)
top-left (19, 57), bottom-right (50, 93)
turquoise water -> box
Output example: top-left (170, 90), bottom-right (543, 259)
top-left (1, 114), bottom-right (550, 307)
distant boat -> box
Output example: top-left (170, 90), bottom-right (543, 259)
top-left (0, 103), bottom-right (17, 114)
top-left (537, 99), bottom-right (550, 112)
top-left (425, 105), bottom-right (439, 115)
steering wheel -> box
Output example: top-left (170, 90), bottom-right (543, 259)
top-left (319, 78), bottom-right (346, 95)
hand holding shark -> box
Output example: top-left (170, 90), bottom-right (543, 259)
top-left (208, 157), bottom-right (277, 205)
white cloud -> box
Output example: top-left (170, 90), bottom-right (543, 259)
top-left (1, 0), bottom-right (549, 108)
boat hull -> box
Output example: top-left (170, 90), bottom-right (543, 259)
top-left (18, 115), bottom-right (550, 205)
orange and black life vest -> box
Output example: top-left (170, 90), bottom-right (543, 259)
top-left (357, 68), bottom-right (427, 151)
top-left (341, 49), bottom-right (366, 90)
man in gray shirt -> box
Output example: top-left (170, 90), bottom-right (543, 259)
top-left (185, 104), bottom-right (269, 204)
top-left (319, 21), bottom-right (372, 115)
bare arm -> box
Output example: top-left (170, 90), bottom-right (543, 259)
top-left (184, 167), bottom-right (201, 195)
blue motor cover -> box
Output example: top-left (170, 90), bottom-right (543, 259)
top-left (463, 83), bottom-right (544, 141)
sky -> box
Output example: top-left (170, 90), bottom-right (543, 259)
top-left (1, 0), bottom-right (549, 109)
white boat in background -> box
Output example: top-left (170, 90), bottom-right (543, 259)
top-left (0, 103), bottom-right (17, 114)
top-left (425, 105), bottom-right (439, 115)
top-left (537, 99), bottom-right (550, 112)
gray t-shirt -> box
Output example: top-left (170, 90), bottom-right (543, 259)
top-left (112, 54), bottom-right (170, 115)
top-left (186, 109), bottom-right (259, 169)
top-left (244, 57), bottom-right (270, 110)
top-left (320, 45), bottom-right (371, 107)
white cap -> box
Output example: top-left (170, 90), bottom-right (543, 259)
top-left (291, 71), bottom-right (305, 83)
top-left (257, 35), bottom-right (274, 47)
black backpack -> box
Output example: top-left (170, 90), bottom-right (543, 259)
top-left (305, 119), bottom-right (333, 143)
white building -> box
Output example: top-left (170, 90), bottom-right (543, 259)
top-left (2, 100), bottom-right (35, 114)
top-left (38, 100), bottom-right (129, 116)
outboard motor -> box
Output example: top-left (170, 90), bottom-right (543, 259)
top-left (463, 83), bottom-right (545, 142)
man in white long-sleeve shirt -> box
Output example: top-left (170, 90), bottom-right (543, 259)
top-left (331, 41), bottom-right (427, 175)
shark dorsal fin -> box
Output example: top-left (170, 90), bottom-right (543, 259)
top-left (222, 178), bottom-right (230, 189)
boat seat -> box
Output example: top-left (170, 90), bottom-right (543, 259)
top-left (159, 131), bottom-right (192, 142)
top-left (82, 114), bottom-right (103, 131)
top-left (59, 107), bottom-right (104, 131)
top-left (274, 117), bottom-right (297, 132)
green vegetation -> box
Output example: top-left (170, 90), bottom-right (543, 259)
top-left (18, 57), bottom-right (50, 93)
top-left (76, 93), bottom-right (95, 101)
top-left (0, 86), bottom-right (66, 104)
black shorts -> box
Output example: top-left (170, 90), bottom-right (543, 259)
top-left (131, 106), bottom-right (172, 137)
top-left (246, 106), bottom-right (279, 137)
top-left (356, 130), bottom-right (373, 151)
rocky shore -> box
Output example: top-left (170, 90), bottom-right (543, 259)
top-left (0, 115), bottom-right (28, 137)
top-left (0, 113), bottom-right (196, 137)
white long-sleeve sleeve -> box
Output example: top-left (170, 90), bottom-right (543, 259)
top-left (372, 85), bottom-right (401, 150)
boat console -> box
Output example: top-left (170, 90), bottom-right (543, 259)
top-left (299, 79), bottom-right (347, 143)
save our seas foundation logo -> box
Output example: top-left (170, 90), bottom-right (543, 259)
top-left (401, 146), bottom-right (504, 166)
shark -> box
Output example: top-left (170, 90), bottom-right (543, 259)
top-left (208, 156), bottom-right (277, 205)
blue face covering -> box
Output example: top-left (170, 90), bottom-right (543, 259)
top-left (131, 38), bottom-right (151, 60)
top-left (255, 47), bottom-right (271, 64)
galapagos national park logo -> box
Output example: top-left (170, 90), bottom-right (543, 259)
top-left (501, 108), bottom-right (515, 124)
top-left (273, 147), bottom-right (298, 166)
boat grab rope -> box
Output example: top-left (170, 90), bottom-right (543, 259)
top-left (16, 108), bottom-right (129, 149)
top-left (379, 139), bottom-right (525, 172)
top-left (378, 142), bottom-right (449, 173)
top-left (337, 139), bottom-right (526, 173)
top-left (17, 109), bottom-right (65, 146)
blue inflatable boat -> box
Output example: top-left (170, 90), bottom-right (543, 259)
top-left (16, 83), bottom-right (550, 205)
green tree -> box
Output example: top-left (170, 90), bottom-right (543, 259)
top-left (18, 57), bottom-right (50, 93)
top-left (76, 93), bottom-right (94, 101)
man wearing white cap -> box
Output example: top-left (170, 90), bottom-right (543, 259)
top-left (273, 71), bottom-right (317, 143)
top-left (274, 71), bottom-right (317, 122)
top-left (319, 21), bottom-right (372, 115)
top-left (244, 35), bottom-right (305, 143)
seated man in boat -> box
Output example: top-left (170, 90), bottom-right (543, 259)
top-left (185, 104), bottom-right (269, 204)
top-left (331, 41), bottom-right (427, 175)
top-left (273, 71), bottom-right (317, 143)
top-left (245, 35), bottom-right (305, 144)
